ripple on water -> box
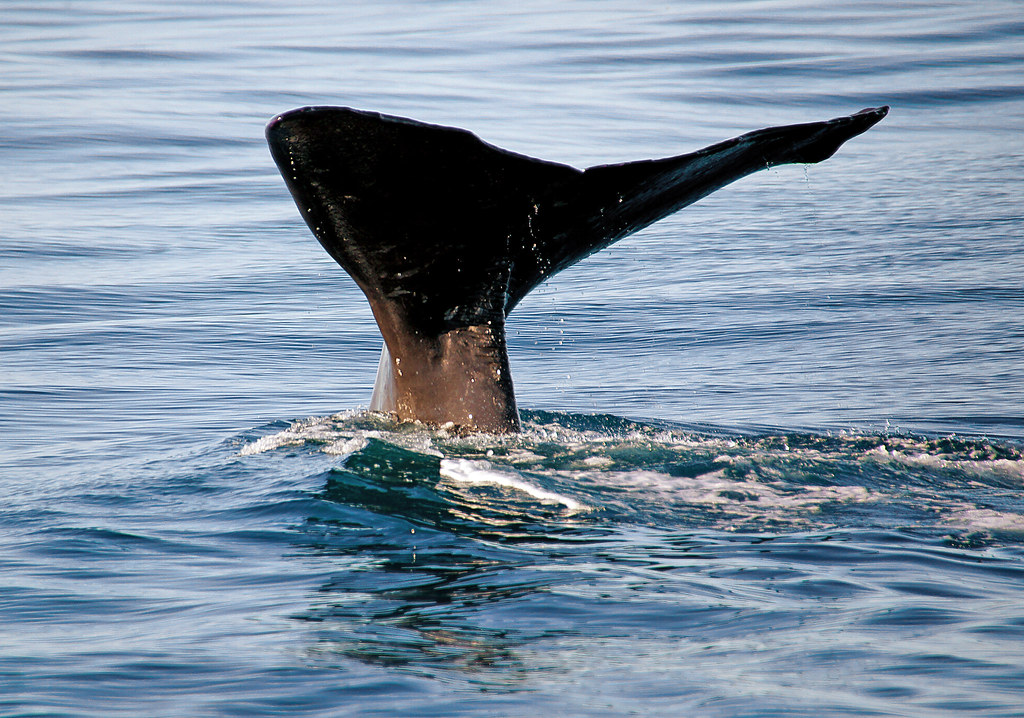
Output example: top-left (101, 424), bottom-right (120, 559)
top-left (239, 410), bottom-right (1024, 537)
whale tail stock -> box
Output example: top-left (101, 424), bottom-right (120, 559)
top-left (266, 105), bottom-right (888, 433)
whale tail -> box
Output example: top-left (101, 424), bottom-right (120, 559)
top-left (266, 105), bottom-right (888, 432)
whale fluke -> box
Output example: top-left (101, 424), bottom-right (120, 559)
top-left (266, 105), bottom-right (888, 433)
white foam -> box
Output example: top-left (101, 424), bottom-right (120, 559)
top-left (941, 506), bottom-right (1024, 532)
top-left (323, 436), bottom-right (370, 455)
top-left (595, 468), bottom-right (873, 509)
top-left (239, 413), bottom-right (374, 456)
top-left (439, 458), bottom-right (586, 511)
top-left (867, 444), bottom-right (1024, 482)
top-left (238, 425), bottom-right (322, 455)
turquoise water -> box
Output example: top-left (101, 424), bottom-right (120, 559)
top-left (2, 1), bottom-right (1023, 715)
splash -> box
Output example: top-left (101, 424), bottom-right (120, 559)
top-left (239, 410), bottom-right (1024, 535)
top-left (440, 458), bottom-right (586, 512)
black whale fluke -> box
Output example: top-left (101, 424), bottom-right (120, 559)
top-left (266, 105), bottom-right (888, 433)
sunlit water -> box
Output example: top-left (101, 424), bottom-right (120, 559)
top-left (2, 1), bottom-right (1023, 715)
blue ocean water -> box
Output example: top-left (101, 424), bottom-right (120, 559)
top-left (2, 1), bottom-right (1023, 715)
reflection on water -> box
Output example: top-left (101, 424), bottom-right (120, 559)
top-left (301, 546), bottom-right (545, 678)
top-left (261, 411), bottom-right (1024, 712)
top-left (298, 488), bottom-right (1024, 712)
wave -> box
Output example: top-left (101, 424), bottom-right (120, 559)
top-left (239, 410), bottom-right (1024, 539)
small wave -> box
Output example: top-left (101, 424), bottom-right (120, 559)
top-left (595, 468), bottom-right (873, 509)
top-left (239, 410), bottom-right (1024, 535)
top-left (240, 421), bottom-right (370, 456)
top-left (866, 443), bottom-right (1024, 482)
top-left (439, 458), bottom-right (586, 512)
top-left (239, 411), bottom-right (435, 457)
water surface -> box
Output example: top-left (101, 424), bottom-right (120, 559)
top-left (2, 1), bottom-right (1023, 715)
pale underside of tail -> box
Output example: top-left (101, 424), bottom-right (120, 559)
top-left (369, 344), bottom-right (395, 414)
top-left (266, 105), bottom-right (888, 433)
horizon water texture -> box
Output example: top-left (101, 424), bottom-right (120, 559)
top-left (2, 1), bottom-right (1024, 716)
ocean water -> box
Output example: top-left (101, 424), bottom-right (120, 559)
top-left (2, 1), bottom-right (1023, 715)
